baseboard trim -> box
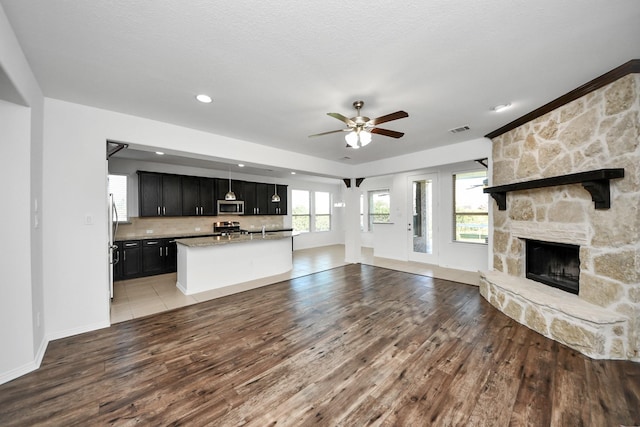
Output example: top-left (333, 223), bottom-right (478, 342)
top-left (46, 320), bottom-right (110, 342)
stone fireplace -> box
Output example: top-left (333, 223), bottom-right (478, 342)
top-left (479, 62), bottom-right (640, 361)
top-left (525, 239), bottom-right (580, 294)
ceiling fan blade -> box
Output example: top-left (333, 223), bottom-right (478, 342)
top-left (371, 127), bottom-right (405, 138)
top-left (327, 112), bottom-right (356, 127)
top-left (308, 129), bottom-right (348, 138)
top-left (368, 110), bottom-right (409, 126)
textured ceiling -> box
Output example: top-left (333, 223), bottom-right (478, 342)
top-left (2, 0), bottom-right (640, 166)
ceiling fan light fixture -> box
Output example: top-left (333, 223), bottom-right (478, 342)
top-left (359, 130), bottom-right (372, 146)
top-left (345, 131), bottom-right (358, 148)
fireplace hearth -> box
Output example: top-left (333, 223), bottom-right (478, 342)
top-left (526, 239), bottom-right (580, 295)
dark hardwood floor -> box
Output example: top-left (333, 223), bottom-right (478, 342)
top-left (1, 264), bottom-right (639, 426)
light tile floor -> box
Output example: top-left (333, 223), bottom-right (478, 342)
top-left (111, 245), bottom-right (480, 323)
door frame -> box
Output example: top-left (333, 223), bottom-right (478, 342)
top-left (407, 173), bottom-right (438, 264)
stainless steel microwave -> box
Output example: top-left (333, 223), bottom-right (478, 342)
top-left (217, 200), bottom-right (244, 215)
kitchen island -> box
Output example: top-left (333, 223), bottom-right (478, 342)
top-left (175, 231), bottom-right (294, 295)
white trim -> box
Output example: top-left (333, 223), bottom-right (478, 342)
top-left (46, 320), bottom-right (110, 342)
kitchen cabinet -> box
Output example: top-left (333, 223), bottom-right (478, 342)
top-left (142, 239), bottom-right (165, 275)
top-left (165, 239), bottom-right (178, 273)
top-left (182, 176), bottom-right (215, 216)
top-left (142, 238), bottom-right (178, 275)
top-left (139, 170), bottom-right (286, 217)
top-left (120, 240), bottom-right (142, 279)
top-left (242, 181), bottom-right (271, 215)
top-left (215, 178), bottom-right (244, 203)
top-left (268, 184), bottom-right (288, 215)
top-left (242, 181), bottom-right (257, 215)
top-left (138, 172), bottom-right (183, 217)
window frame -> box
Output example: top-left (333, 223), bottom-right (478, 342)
top-left (452, 170), bottom-right (488, 245)
top-left (314, 191), bottom-right (331, 232)
top-left (368, 189), bottom-right (391, 230)
top-left (108, 173), bottom-right (129, 223)
top-left (291, 189), bottom-right (332, 233)
top-left (291, 189), bottom-right (311, 233)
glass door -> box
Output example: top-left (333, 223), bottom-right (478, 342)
top-left (407, 174), bottom-right (437, 264)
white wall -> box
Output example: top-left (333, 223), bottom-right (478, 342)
top-left (0, 3), bottom-right (45, 385)
top-left (41, 98), bottom-right (352, 346)
top-left (357, 161), bottom-right (490, 272)
top-left (0, 101), bottom-right (34, 380)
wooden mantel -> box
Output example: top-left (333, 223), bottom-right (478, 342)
top-left (484, 168), bottom-right (625, 210)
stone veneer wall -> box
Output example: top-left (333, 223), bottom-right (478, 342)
top-left (485, 73), bottom-right (640, 360)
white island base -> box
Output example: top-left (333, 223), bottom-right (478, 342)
top-left (176, 236), bottom-right (293, 296)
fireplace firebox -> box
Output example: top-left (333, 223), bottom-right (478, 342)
top-left (525, 239), bottom-right (580, 294)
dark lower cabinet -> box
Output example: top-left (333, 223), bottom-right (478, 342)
top-left (142, 238), bottom-right (178, 275)
top-left (114, 238), bottom-right (177, 281)
top-left (142, 239), bottom-right (165, 275)
top-left (165, 239), bottom-right (178, 273)
top-left (120, 240), bottom-right (142, 279)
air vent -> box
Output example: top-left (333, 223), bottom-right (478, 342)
top-left (449, 125), bottom-right (470, 134)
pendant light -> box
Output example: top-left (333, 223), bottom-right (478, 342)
top-left (271, 183), bottom-right (280, 202)
top-left (224, 167), bottom-right (236, 200)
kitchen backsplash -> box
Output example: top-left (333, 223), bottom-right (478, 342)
top-left (115, 215), bottom-right (286, 240)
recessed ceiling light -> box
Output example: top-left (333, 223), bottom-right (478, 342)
top-left (196, 94), bottom-right (212, 103)
top-left (155, 151), bottom-right (165, 155)
top-left (290, 171), bottom-right (296, 175)
top-left (492, 103), bottom-right (512, 112)
top-left (238, 164), bottom-right (245, 167)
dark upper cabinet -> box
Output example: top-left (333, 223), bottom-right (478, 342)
top-left (268, 184), bottom-right (288, 215)
top-left (138, 172), bottom-right (182, 217)
top-left (243, 181), bottom-right (271, 215)
top-left (139, 173), bottom-right (162, 217)
top-left (199, 178), bottom-right (216, 215)
top-left (182, 176), bottom-right (200, 216)
top-left (242, 181), bottom-right (257, 215)
top-left (139, 170), bottom-right (286, 217)
top-left (215, 178), bottom-right (243, 202)
top-left (161, 174), bottom-right (182, 216)
top-left (256, 183), bottom-right (270, 215)
top-left (182, 176), bottom-right (215, 216)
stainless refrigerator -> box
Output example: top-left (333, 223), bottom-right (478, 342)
top-left (108, 193), bottom-right (119, 299)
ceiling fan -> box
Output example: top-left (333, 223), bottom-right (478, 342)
top-left (309, 100), bottom-right (408, 149)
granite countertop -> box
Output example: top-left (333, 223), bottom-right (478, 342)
top-left (246, 227), bottom-right (293, 234)
top-left (176, 231), bottom-right (296, 247)
top-left (115, 231), bottom-right (216, 241)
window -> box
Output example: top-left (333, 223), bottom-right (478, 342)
top-left (453, 171), bottom-right (488, 244)
top-left (368, 189), bottom-right (390, 230)
top-left (108, 174), bottom-right (128, 222)
top-left (292, 190), bottom-right (310, 232)
top-left (292, 189), bottom-right (332, 233)
top-left (314, 191), bottom-right (331, 232)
